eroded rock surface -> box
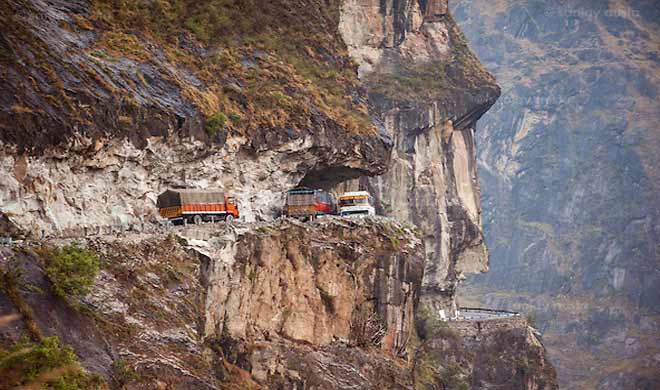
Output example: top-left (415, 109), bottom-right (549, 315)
top-left (200, 218), bottom-right (424, 354)
top-left (0, 218), bottom-right (425, 389)
top-left (420, 318), bottom-right (558, 390)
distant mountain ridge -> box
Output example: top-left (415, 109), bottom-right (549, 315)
top-left (452, 1), bottom-right (660, 388)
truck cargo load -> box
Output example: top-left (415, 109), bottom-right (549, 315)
top-left (157, 189), bottom-right (239, 224)
top-left (284, 187), bottom-right (336, 220)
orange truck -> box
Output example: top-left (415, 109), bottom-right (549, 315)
top-left (157, 189), bottom-right (239, 224)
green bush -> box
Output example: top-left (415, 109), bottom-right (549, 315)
top-left (112, 359), bottom-right (140, 386)
top-left (46, 245), bottom-right (99, 299)
top-left (228, 112), bottom-right (242, 123)
top-left (204, 112), bottom-right (227, 136)
top-left (47, 370), bottom-right (105, 390)
top-left (443, 362), bottom-right (469, 390)
top-left (416, 306), bottom-right (457, 341)
top-left (0, 336), bottom-right (104, 389)
top-left (526, 313), bottom-right (537, 327)
top-left (0, 46), bottom-right (12, 63)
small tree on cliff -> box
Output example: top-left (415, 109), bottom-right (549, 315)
top-left (46, 245), bottom-right (99, 299)
top-left (411, 306), bottom-right (464, 388)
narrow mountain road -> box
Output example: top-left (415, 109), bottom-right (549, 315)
top-left (455, 307), bottom-right (521, 321)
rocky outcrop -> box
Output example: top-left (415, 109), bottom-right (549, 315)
top-left (200, 218), bottom-right (424, 354)
top-left (200, 218), bottom-right (425, 387)
top-left (425, 0), bottom-right (449, 22)
top-left (338, 0), bottom-right (500, 314)
top-left (0, 238), bottom-right (212, 388)
top-left (0, 218), bottom-right (425, 389)
top-left (418, 318), bottom-right (558, 390)
top-left (452, 1), bottom-right (660, 388)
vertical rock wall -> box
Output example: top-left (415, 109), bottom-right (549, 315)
top-left (200, 219), bottom-right (424, 355)
top-left (339, 0), bottom-right (499, 314)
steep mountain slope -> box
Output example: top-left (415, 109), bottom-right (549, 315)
top-left (1, 219), bottom-right (425, 389)
top-left (0, 0), bottom-right (559, 388)
top-left (452, 1), bottom-right (660, 388)
top-left (0, 0), bottom-right (390, 229)
top-left (0, 0), bottom-right (498, 319)
top-left (1, 218), bottom-right (557, 389)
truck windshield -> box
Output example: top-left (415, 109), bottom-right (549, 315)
top-left (340, 197), bottom-right (370, 206)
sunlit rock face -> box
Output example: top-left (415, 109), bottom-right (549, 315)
top-left (202, 218), bottom-right (424, 356)
top-left (339, 0), bottom-right (500, 314)
top-left (0, 131), bottom-right (387, 234)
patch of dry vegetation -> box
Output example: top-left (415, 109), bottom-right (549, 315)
top-left (0, 337), bottom-right (106, 390)
top-left (95, 31), bottom-right (150, 62)
top-left (89, 0), bottom-right (375, 137)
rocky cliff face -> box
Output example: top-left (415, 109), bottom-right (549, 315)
top-left (200, 218), bottom-right (424, 354)
top-left (452, 1), bottom-right (660, 388)
top-left (0, 0), bottom-right (560, 389)
top-left (0, 219), bottom-right (423, 388)
top-left (338, 0), bottom-right (500, 314)
top-left (0, 0), bottom-right (497, 318)
top-left (202, 218), bottom-right (424, 387)
top-left (418, 317), bottom-right (557, 390)
top-left (0, 219), bottom-right (557, 389)
top-left (0, 0), bottom-right (390, 233)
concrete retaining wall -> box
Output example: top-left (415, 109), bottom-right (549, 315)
top-left (448, 317), bottom-right (528, 337)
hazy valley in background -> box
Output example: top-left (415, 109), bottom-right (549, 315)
top-left (453, 1), bottom-right (659, 389)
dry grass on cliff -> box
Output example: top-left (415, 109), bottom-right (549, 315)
top-left (0, 336), bottom-right (107, 390)
top-left (88, 0), bottom-right (375, 137)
